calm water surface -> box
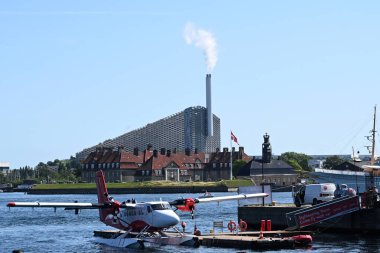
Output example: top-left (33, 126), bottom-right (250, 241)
top-left (1, 192), bottom-right (380, 252)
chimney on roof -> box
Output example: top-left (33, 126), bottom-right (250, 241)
top-left (173, 148), bottom-right (177, 154)
top-left (160, 148), bottom-right (166, 155)
top-left (153, 149), bottom-right (158, 157)
top-left (223, 147), bottom-right (228, 153)
top-left (239, 147), bottom-right (244, 160)
top-left (194, 148), bottom-right (198, 154)
top-left (147, 144), bottom-right (152, 151)
top-left (166, 149), bottom-right (171, 157)
top-left (185, 148), bottom-right (191, 156)
top-left (133, 147), bottom-right (139, 156)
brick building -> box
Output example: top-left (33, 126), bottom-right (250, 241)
top-left (81, 145), bottom-right (250, 182)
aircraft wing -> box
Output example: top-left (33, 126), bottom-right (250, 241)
top-left (196, 193), bottom-right (268, 203)
top-left (7, 202), bottom-right (103, 208)
top-left (169, 192), bottom-right (269, 212)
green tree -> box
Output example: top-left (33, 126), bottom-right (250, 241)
top-left (232, 160), bottom-right (247, 177)
top-left (280, 152), bottom-right (311, 171)
top-left (324, 155), bottom-right (345, 169)
top-left (0, 173), bottom-right (5, 184)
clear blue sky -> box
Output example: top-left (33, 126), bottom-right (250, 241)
top-left (1, 1), bottom-right (379, 169)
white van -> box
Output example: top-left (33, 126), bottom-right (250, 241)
top-left (294, 183), bottom-right (336, 207)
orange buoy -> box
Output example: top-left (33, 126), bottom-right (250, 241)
top-left (227, 220), bottom-right (237, 232)
top-left (239, 219), bottom-right (248, 232)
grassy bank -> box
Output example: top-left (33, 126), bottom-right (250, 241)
top-left (33, 179), bottom-right (253, 190)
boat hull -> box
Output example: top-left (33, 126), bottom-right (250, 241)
top-left (310, 169), bottom-right (379, 193)
top-left (94, 237), bottom-right (144, 249)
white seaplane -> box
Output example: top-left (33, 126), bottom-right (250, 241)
top-left (7, 170), bottom-right (268, 249)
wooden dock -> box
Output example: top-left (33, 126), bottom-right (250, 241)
top-left (94, 229), bottom-right (312, 250)
top-left (199, 234), bottom-right (295, 250)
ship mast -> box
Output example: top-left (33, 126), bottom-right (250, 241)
top-left (370, 105), bottom-right (377, 165)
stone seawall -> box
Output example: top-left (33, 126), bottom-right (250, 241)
top-left (26, 186), bottom-right (229, 195)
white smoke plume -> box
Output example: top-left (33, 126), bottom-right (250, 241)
top-left (184, 22), bottom-right (218, 72)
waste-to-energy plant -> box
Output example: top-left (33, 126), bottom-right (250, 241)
top-left (76, 74), bottom-right (220, 161)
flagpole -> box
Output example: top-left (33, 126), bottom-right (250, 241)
top-left (230, 130), bottom-right (233, 180)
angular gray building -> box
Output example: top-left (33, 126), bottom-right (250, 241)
top-left (76, 106), bottom-right (220, 161)
top-left (76, 75), bottom-right (221, 161)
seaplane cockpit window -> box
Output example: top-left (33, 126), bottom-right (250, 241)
top-left (147, 206), bottom-right (152, 213)
top-left (151, 203), bottom-right (171, 210)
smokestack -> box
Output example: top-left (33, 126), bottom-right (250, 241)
top-left (206, 74), bottom-right (213, 136)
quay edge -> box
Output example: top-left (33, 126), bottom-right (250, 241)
top-left (23, 186), bottom-right (229, 195)
top-left (238, 205), bottom-right (380, 233)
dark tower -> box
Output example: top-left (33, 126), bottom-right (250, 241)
top-left (262, 133), bottom-right (272, 163)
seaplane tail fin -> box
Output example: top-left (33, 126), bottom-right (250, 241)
top-left (96, 170), bottom-right (109, 204)
top-left (95, 170), bottom-right (113, 222)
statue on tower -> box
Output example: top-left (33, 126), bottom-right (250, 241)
top-left (262, 133), bottom-right (272, 163)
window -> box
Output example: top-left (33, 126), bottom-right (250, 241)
top-left (151, 203), bottom-right (171, 210)
top-left (142, 171), bottom-right (145, 176)
top-left (213, 163), bottom-right (216, 168)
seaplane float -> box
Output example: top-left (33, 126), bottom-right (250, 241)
top-left (7, 170), bottom-right (268, 249)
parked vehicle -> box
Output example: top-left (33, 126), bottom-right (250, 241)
top-left (294, 183), bottom-right (336, 207)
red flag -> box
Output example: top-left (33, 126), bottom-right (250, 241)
top-left (231, 131), bottom-right (239, 145)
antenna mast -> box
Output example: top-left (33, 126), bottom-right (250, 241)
top-left (371, 105), bottom-right (377, 165)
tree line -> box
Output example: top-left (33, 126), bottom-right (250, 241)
top-left (1, 156), bottom-right (81, 185)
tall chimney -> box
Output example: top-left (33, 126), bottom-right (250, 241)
top-left (206, 74), bottom-right (213, 136)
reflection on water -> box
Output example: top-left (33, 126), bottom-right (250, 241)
top-left (1, 192), bottom-right (380, 252)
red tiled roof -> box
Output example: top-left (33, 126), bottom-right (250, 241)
top-left (82, 147), bottom-right (250, 172)
top-left (139, 152), bottom-right (206, 170)
top-left (120, 151), bottom-right (144, 163)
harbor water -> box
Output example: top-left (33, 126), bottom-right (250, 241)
top-left (1, 192), bottom-right (380, 252)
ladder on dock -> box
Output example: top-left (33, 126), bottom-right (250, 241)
top-left (286, 195), bottom-right (360, 229)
